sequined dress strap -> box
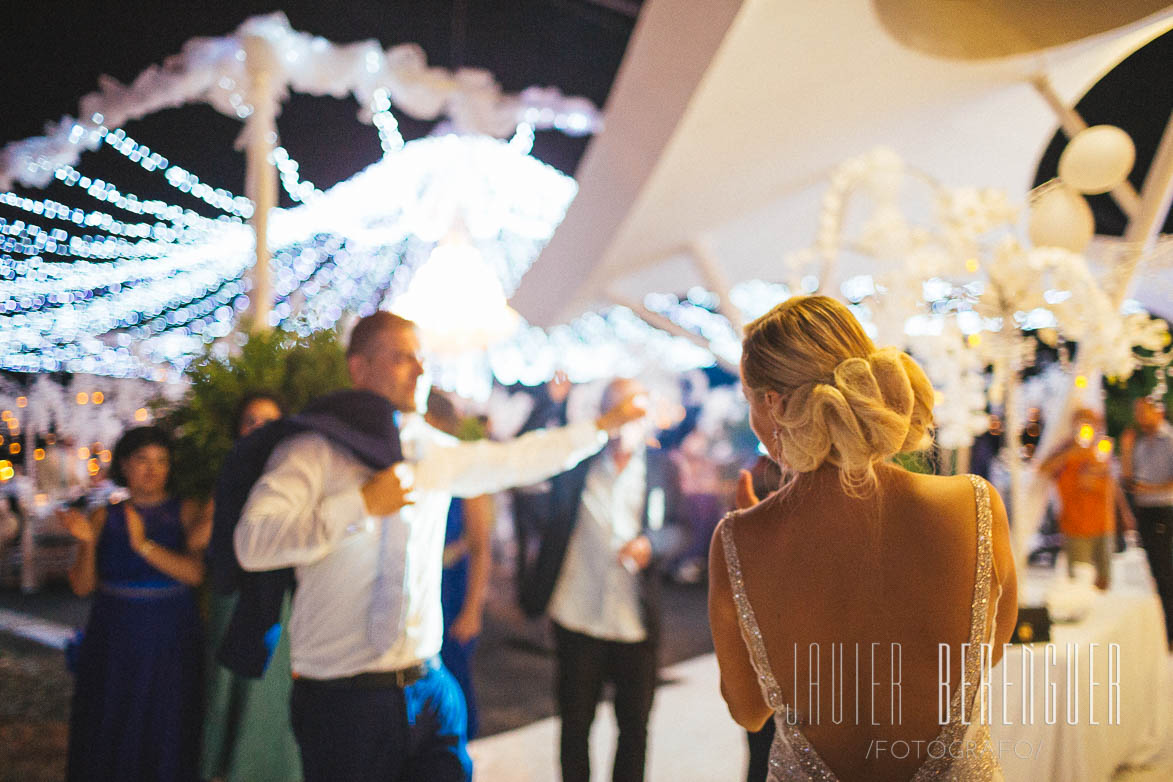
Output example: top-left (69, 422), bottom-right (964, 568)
top-left (719, 514), bottom-right (785, 710)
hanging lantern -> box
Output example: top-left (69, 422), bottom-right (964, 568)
top-left (392, 232), bottom-right (521, 354)
top-left (1028, 182), bottom-right (1094, 253)
top-left (1058, 125), bottom-right (1135, 195)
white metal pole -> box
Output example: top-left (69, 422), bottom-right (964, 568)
top-left (242, 35), bottom-right (279, 335)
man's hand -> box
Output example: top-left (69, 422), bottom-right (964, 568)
top-left (595, 393), bottom-right (648, 435)
top-left (361, 463), bottom-right (415, 516)
top-left (618, 535), bottom-right (652, 573)
top-left (735, 469), bottom-right (760, 510)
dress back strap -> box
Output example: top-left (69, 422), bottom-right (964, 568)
top-left (719, 514), bottom-right (785, 711)
top-left (965, 475), bottom-right (995, 651)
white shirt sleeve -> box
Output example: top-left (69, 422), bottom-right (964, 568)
top-left (234, 433), bottom-right (369, 571)
top-left (413, 420), bottom-right (608, 499)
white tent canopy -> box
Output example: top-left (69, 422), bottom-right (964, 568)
top-left (512, 0), bottom-right (1173, 325)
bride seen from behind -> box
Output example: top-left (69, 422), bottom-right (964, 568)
top-left (709, 295), bottom-right (1018, 782)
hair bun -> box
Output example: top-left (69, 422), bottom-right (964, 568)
top-left (774, 348), bottom-right (934, 495)
top-left (741, 296), bottom-right (935, 497)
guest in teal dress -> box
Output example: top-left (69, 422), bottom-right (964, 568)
top-left (200, 391), bottom-right (303, 782)
top-left (63, 426), bottom-right (209, 782)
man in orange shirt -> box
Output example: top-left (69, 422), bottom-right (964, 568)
top-left (1039, 408), bottom-right (1134, 590)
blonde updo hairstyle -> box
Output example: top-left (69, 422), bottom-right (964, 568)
top-left (741, 296), bottom-right (934, 497)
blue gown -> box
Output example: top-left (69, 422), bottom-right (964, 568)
top-left (440, 498), bottom-right (479, 739)
top-left (67, 499), bottom-right (203, 782)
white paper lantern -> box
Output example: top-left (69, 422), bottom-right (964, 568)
top-left (1028, 183), bottom-right (1094, 253)
top-left (1058, 125), bottom-right (1135, 195)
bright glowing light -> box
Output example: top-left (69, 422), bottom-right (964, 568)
top-left (77, 447), bottom-right (90, 460)
top-left (76, 392), bottom-right (89, 405)
top-left (967, 333), bottom-right (982, 348)
top-left (92, 391), bottom-right (104, 404)
top-left (392, 236), bottom-right (521, 354)
top-left (134, 408), bottom-right (149, 422)
top-left (1096, 438), bottom-right (1113, 455)
top-left (2, 134), bottom-right (575, 379)
top-left (15, 397), bottom-right (26, 407)
top-left (1078, 424), bottom-right (1095, 446)
top-left (1074, 375), bottom-right (1088, 389)
top-left (0, 461), bottom-right (13, 481)
top-left (33, 448), bottom-right (45, 461)
top-left (9, 443), bottom-right (20, 455)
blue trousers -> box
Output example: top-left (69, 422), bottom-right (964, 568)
top-left (290, 661), bottom-right (471, 782)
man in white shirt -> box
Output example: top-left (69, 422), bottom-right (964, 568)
top-left (521, 378), bottom-right (685, 782)
top-left (1122, 397), bottom-right (1173, 648)
top-left (234, 312), bottom-right (645, 782)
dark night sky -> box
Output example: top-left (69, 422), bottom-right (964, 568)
top-left (0, 0), bottom-right (640, 213)
top-left (1034, 28), bottom-right (1173, 236)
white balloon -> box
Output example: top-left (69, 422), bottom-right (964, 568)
top-left (1058, 125), bottom-right (1135, 195)
top-left (1028, 183), bottom-right (1094, 253)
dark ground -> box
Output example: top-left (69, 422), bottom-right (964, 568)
top-left (0, 560), bottom-right (713, 782)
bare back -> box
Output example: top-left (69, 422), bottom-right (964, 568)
top-left (714, 464), bottom-right (1016, 781)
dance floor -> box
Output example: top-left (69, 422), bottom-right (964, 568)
top-left (469, 652), bottom-right (1173, 781)
top-left (469, 652), bottom-right (743, 781)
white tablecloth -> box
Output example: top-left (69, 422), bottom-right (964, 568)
top-left (989, 549), bottom-right (1170, 781)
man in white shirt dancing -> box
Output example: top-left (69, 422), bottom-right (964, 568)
top-left (235, 311), bottom-right (644, 782)
top-left (521, 378), bottom-right (686, 782)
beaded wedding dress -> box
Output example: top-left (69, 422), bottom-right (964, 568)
top-left (720, 475), bottom-right (1005, 781)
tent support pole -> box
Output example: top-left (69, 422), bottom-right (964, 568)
top-left (1113, 111), bottom-right (1173, 307)
top-left (1030, 74), bottom-right (1142, 220)
top-left (688, 238), bottom-right (744, 333)
top-left (606, 291), bottom-right (739, 374)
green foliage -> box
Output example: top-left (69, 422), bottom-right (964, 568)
top-left (892, 450), bottom-right (934, 474)
top-left (159, 328), bottom-right (350, 499)
top-left (1103, 359), bottom-right (1173, 439)
top-left (455, 416), bottom-right (489, 442)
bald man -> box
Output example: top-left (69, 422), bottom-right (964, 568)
top-left (522, 378), bottom-right (686, 782)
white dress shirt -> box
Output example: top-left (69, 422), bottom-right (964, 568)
top-left (235, 413), bottom-right (607, 678)
top-left (1134, 422), bottom-right (1173, 507)
top-left (548, 448), bottom-right (648, 643)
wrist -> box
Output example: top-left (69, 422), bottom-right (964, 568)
top-left (137, 539), bottom-right (156, 557)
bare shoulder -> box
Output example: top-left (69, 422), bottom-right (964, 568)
top-left (876, 468), bottom-right (987, 554)
top-left (891, 468), bottom-right (982, 511)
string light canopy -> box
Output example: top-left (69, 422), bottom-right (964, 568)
top-left (0, 13), bottom-right (595, 380)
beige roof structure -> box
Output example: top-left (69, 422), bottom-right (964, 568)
top-left (511, 0), bottom-right (1173, 325)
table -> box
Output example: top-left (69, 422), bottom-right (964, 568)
top-left (988, 549), bottom-right (1170, 781)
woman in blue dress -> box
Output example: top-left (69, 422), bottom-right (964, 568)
top-left (427, 392), bottom-right (494, 740)
top-left (62, 426), bottom-right (209, 782)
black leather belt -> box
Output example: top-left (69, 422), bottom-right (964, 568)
top-left (294, 660), bottom-right (431, 689)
